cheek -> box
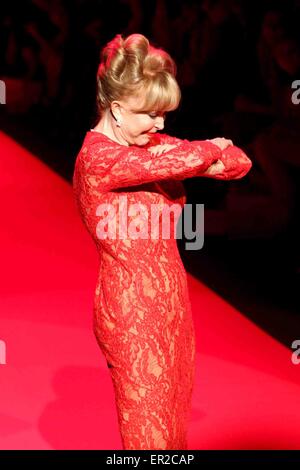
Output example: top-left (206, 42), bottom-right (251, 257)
top-left (140, 116), bottom-right (153, 128)
top-left (136, 116), bottom-right (153, 133)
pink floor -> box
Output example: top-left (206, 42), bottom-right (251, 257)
top-left (1, 131), bottom-right (299, 450)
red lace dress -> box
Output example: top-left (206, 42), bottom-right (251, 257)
top-left (72, 131), bottom-right (252, 450)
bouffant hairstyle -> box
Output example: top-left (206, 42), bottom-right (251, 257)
top-left (96, 33), bottom-right (181, 116)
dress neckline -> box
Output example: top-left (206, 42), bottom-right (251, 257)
top-left (87, 129), bottom-right (155, 148)
top-left (88, 129), bottom-right (122, 145)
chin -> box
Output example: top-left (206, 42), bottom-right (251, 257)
top-left (127, 135), bottom-right (146, 146)
top-left (136, 134), bottom-right (150, 145)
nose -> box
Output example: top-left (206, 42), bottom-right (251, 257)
top-left (154, 116), bottom-right (164, 130)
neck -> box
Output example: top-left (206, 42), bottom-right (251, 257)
top-left (93, 111), bottom-right (129, 146)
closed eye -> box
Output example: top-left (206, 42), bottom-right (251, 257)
top-left (148, 112), bottom-right (166, 119)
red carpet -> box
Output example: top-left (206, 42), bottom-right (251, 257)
top-left (1, 131), bottom-right (299, 449)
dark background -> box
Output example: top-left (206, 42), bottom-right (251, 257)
top-left (1, 0), bottom-right (300, 346)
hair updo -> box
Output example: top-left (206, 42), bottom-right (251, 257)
top-left (96, 33), bottom-right (181, 116)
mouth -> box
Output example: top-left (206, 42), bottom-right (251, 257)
top-left (142, 130), bottom-right (156, 135)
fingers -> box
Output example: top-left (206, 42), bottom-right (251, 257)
top-left (148, 144), bottom-right (177, 156)
top-left (148, 146), bottom-right (163, 156)
top-left (203, 159), bottom-right (226, 175)
top-left (208, 138), bottom-right (234, 150)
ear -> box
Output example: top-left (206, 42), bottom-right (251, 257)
top-left (111, 101), bottom-right (122, 120)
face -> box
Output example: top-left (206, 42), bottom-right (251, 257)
top-left (111, 94), bottom-right (167, 146)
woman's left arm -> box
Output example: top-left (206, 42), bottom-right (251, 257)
top-left (154, 133), bottom-right (252, 180)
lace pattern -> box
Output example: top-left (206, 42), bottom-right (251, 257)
top-left (73, 131), bottom-right (252, 449)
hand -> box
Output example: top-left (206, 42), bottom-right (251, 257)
top-left (207, 137), bottom-right (233, 151)
top-left (147, 143), bottom-right (177, 156)
top-left (203, 159), bottom-right (226, 175)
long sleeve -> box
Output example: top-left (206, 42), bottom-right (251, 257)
top-left (85, 134), bottom-right (222, 191)
top-left (157, 133), bottom-right (252, 181)
top-left (202, 144), bottom-right (252, 180)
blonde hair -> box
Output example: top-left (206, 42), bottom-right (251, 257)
top-left (96, 33), bottom-right (181, 116)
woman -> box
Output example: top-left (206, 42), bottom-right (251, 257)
top-left (72, 33), bottom-right (252, 450)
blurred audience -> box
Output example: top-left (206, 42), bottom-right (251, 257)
top-left (1, 0), bottom-right (300, 269)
